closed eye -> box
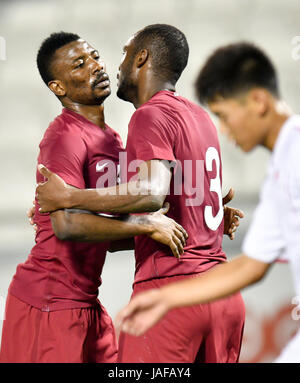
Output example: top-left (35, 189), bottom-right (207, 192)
top-left (75, 60), bottom-right (84, 69)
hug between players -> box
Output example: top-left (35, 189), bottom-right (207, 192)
top-left (1, 24), bottom-right (299, 363)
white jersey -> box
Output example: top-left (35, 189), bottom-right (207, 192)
top-left (242, 115), bottom-right (300, 299)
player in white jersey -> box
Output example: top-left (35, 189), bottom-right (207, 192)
top-left (116, 42), bottom-right (300, 363)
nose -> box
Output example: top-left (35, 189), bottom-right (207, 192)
top-left (91, 58), bottom-right (104, 75)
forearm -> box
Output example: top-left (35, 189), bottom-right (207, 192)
top-left (66, 181), bottom-right (164, 213)
top-left (160, 255), bottom-right (271, 309)
top-left (51, 210), bottom-right (154, 242)
top-left (37, 160), bottom-right (172, 214)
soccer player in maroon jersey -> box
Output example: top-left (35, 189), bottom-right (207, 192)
top-left (0, 32), bottom-right (189, 363)
top-left (115, 43), bottom-right (300, 363)
top-left (36, 25), bottom-right (245, 362)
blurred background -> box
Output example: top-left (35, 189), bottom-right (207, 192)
top-left (0, 0), bottom-right (300, 362)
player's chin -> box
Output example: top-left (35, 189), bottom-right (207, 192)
top-left (93, 86), bottom-right (111, 102)
top-left (239, 141), bottom-right (256, 153)
top-left (116, 86), bottom-right (129, 102)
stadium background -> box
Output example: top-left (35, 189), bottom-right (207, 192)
top-left (0, 0), bottom-right (300, 362)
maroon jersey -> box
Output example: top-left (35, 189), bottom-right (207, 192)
top-left (125, 90), bottom-right (226, 284)
top-left (9, 108), bottom-right (123, 311)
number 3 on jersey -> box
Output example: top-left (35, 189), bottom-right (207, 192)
top-left (204, 147), bottom-right (224, 231)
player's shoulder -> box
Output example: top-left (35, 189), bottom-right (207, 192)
top-left (42, 110), bottom-right (83, 142)
top-left (134, 100), bottom-right (162, 115)
top-left (52, 109), bottom-right (85, 134)
top-left (157, 91), bottom-right (211, 120)
top-left (287, 114), bottom-right (300, 137)
top-left (131, 92), bottom-right (195, 118)
top-left (39, 112), bottom-right (85, 152)
top-left (281, 114), bottom-right (299, 132)
top-left (287, 122), bottom-right (300, 161)
top-left (279, 115), bottom-right (300, 155)
top-left (271, 115), bottom-right (300, 178)
top-left (130, 103), bottom-right (166, 129)
top-left (178, 93), bottom-right (212, 115)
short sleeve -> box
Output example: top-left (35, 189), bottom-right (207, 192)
top-left (127, 106), bottom-right (176, 162)
top-left (242, 176), bottom-right (286, 264)
top-left (39, 131), bottom-right (86, 189)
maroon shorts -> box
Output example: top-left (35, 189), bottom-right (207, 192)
top-left (0, 293), bottom-right (117, 363)
top-left (118, 274), bottom-right (245, 363)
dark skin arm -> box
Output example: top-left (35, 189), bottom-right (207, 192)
top-left (36, 160), bottom-right (172, 213)
top-left (50, 210), bottom-right (147, 242)
top-left (36, 162), bottom-right (244, 238)
top-left (50, 203), bottom-right (188, 258)
top-left (29, 204), bottom-right (135, 251)
top-left (31, 180), bottom-right (187, 257)
top-left (27, 205), bottom-right (140, 251)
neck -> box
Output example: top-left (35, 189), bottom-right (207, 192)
top-left (133, 76), bottom-right (175, 109)
top-left (263, 100), bottom-right (292, 151)
top-left (62, 100), bottom-right (105, 129)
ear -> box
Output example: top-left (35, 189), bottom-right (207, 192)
top-left (48, 80), bottom-right (66, 97)
top-left (135, 49), bottom-right (149, 68)
top-left (248, 88), bottom-right (269, 116)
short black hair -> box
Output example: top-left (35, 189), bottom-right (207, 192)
top-left (37, 31), bottom-right (80, 85)
top-left (195, 42), bottom-right (279, 105)
top-left (132, 24), bottom-right (189, 83)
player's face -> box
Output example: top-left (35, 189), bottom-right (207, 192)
top-left (117, 36), bottom-right (136, 102)
top-left (208, 96), bottom-right (267, 152)
top-left (50, 39), bottom-right (111, 105)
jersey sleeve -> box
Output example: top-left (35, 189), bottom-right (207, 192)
top-left (242, 174), bottom-right (286, 264)
top-left (39, 131), bottom-right (86, 189)
top-left (127, 106), bottom-right (176, 162)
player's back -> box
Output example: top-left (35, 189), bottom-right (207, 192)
top-left (125, 90), bottom-right (226, 283)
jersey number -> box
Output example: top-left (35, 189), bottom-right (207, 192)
top-left (204, 147), bottom-right (223, 231)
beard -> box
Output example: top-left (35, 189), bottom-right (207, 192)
top-left (117, 59), bottom-right (136, 102)
top-left (89, 71), bottom-right (111, 104)
top-left (117, 77), bottom-right (134, 102)
top-left (92, 87), bottom-right (111, 104)
top-left (75, 88), bottom-right (110, 105)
